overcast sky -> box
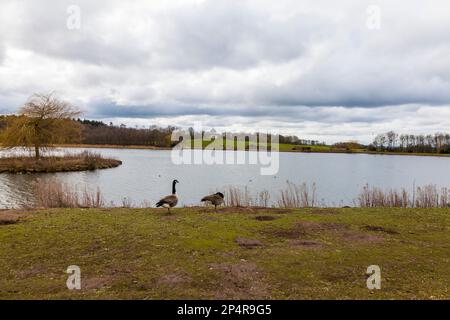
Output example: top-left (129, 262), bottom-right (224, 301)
top-left (1, 0), bottom-right (449, 143)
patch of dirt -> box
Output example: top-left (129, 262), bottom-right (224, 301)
top-left (81, 267), bottom-right (134, 290)
top-left (341, 231), bottom-right (384, 244)
top-left (210, 262), bottom-right (258, 281)
top-left (83, 276), bottom-right (115, 290)
top-left (320, 268), bottom-right (357, 283)
top-left (270, 209), bottom-right (292, 214)
top-left (16, 266), bottom-right (46, 279)
top-left (264, 220), bottom-right (384, 245)
top-left (208, 262), bottom-right (270, 299)
top-left (296, 221), bottom-right (349, 233)
top-left (215, 207), bottom-right (290, 214)
top-left (254, 215), bottom-right (279, 221)
top-left (294, 222), bottom-right (384, 244)
top-left (267, 221), bottom-right (349, 239)
top-left (362, 225), bottom-right (399, 235)
top-left (0, 211), bottom-right (22, 225)
top-left (270, 229), bottom-right (305, 239)
top-left (161, 215), bottom-right (179, 221)
top-left (193, 207), bottom-right (218, 213)
top-left (158, 273), bottom-right (192, 286)
top-left (235, 237), bottom-right (264, 249)
top-left (290, 240), bottom-right (325, 248)
top-left (109, 267), bottom-right (133, 276)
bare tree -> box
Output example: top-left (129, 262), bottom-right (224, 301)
top-left (1, 93), bottom-right (83, 159)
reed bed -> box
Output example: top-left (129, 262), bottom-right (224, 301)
top-left (277, 181), bottom-right (317, 208)
top-left (357, 184), bottom-right (450, 208)
top-left (34, 178), bottom-right (104, 208)
top-left (222, 186), bottom-right (271, 207)
top-left (31, 178), bottom-right (450, 209)
top-left (224, 186), bottom-right (253, 207)
top-left (223, 182), bottom-right (316, 208)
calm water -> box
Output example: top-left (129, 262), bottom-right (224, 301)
top-left (1, 148), bottom-right (449, 208)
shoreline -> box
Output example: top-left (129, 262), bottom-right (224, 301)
top-left (51, 143), bottom-right (450, 158)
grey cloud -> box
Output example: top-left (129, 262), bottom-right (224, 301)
top-left (1, 0), bottom-right (450, 143)
top-left (88, 98), bottom-right (421, 126)
top-left (4, 0), bottom-right (328, 70)
top-left (89, 100), bottom-right (291, 118)
top-left (153, 1), bottom-right (330, 70)
top-left (8, 2), bottom-right (151, 67)
top-left (0, 44), bottom-right (4, 65)
top-left (3, 0), bottom-right (450, 108)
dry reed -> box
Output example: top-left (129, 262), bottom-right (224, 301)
top-left (277, 181), bottom-right (317, 208)
top-left (357, 184), bottom-right (450, 208)
top-left (34, 178), bottom-right (104, 208)
top-left (32, 178), bottom-right (450, 209)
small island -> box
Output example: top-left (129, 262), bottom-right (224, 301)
top-left (0, 93), bottom-right (122, 173)
top-left (0, 151), bottom-right (122, 173)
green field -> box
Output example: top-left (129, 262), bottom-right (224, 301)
top-left (48, 143), bottom-right (450, 157)
top-left (0, 207), bottom-right (448, 299)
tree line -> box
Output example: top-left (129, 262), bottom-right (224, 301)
top-left (278, 135), bottom-right (325, 146)
top-left (78, 119), bottom-right (175, 147)
top-left (370, 131), bottom-right (450, 154)
top-left (79, 120), bottom-right (326, 147)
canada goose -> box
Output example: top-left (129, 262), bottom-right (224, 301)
top-left (156, 179), bottom-right (179, 213)
top-left (201, 192), bottom-right (225, 211)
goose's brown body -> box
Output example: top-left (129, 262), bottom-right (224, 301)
top-left (156, 179), bottom-right (179, 212)
top-left (201, 192), bottom-right (224, 210)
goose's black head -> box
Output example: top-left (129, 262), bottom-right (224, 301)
top-left (215, 192), bottom-right (224, 199)
top-left (173, 179), bottom-right (179, 184)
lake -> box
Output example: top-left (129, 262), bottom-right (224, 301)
top-left (1, 148), bottom-right (449, 208)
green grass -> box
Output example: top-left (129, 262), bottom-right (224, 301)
top-left (0, 207), bottom-right (448, 299)
top-left (279, 143), bottom-right (334, 152)
top-left (184, 139), bottom-right (333, 152)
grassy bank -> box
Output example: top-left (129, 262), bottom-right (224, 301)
top-left (0, 152), bottom-right (122, 173)
top-left (0, 207), bottom-right (448, 299)
top-left (54, 143), bottom-right (171, 150)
